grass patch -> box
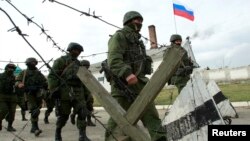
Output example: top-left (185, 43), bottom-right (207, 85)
top-left (218, 83), bottom-right (250, 102)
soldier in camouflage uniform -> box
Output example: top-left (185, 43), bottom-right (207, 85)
top-left (15, 86), bottom-right (28, 121)
top-left (16, 57), bottom-right (48, 136)
top-left (164, 34), bottom-right (194, 93)
top-left (48, 42), bottom-right (91, 141)
top-left (0, 64), bottom-right (17, 132)
top-left (106, 11), bottom-right (166, 141)
top-left (14, 67), bottom-right (28, 121)
top-left (70, 60), bottom-right (96, 127)
top-left (43, 89), bottom-right (55, 124)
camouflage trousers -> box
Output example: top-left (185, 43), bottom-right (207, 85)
top-left (0, 101), bottom-right (17, 122)
top-left (56, 99), bottom-right (88, 129)
top-left (105, 80), bottom-right (167, 141)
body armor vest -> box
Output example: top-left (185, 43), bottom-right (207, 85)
top-left (119, 30), bottom-right (152, 75)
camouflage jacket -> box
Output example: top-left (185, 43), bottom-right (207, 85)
top-left (0, 72), bottom-right (17, 102)
top-left (16, 68), bottom-right (48, 92)
top-left (108, 25), bottom-right (152, 83)
top-left (163, 44), bottom-right (194, 83)
top-left (47, 54), bottom-right (82, 90)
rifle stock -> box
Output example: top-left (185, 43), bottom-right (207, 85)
top-left (100, 60), bottom-right (137, 102)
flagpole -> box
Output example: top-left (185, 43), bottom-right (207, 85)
top-left (173, 13), bottom-right (178, 34)
top-left (172, 0), bottom-right (178, 34)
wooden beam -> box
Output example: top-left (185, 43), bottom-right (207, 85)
top-left (126, 46), bottom-right (186, 124)
top-left (77, 67), bottom-right (150, 141)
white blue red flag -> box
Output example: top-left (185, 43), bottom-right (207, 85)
top-left (173, 0), bottom-right (194, 21)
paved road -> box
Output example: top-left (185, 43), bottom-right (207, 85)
top-left (0, 107), bottom-right (250, 141)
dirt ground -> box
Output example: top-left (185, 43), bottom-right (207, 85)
top-left (0, 107), bottom-right (250, 141)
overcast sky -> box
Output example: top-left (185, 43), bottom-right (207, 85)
top-left (0, 0), bottom-right (250, 74)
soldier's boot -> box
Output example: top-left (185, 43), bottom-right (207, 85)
top-left (7, 121), bottom-right (16, 132)
top-left (30, 122), bottom-right (36, 133)
top-left (70, 114), bottom-right (76, 125)
top-left (21, 110), bottom-right (28, 121)
top-left (30, 122), bottom-right (42, 136)
top-left (0, 120), bottom-right (2, 131)
top-left (34, 122), bottom-right (42, 136)
top-left (55, 127), bottom-right (62, 141)
top-left (44, 110), bottom-right (50, 124)
top-left (87, 115), bottom-right (95, 126)
top-left (79, 127), bottom-right (91, 141)
top-left (44, 116), bottom-right (49, 124)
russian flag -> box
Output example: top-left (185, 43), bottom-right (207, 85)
top-left (173, 0), bottom-right (194, 21)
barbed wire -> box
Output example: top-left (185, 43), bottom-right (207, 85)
top-left (4, 0), bottom-right (67, 53)
top-left (3, 126), bottom-right (26, 141)
top-left (0, 8), bottom-right (121, 140)
top-left (2, 0), bottom-right (169, 61)
top-left (42, 0), bottom-right (167, 54)
top-left (0, 47), bottom-right (169, 74)
top-left (0, 45), bottom-right (169, 68)
top-left (0, 7), bottom-right (62, 139)
top-left (1, 0), bottom-right (172, 74)
top-left (42, 0), bottom-right (121, 29)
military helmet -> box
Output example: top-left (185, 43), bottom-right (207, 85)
top-left (123, 11), bottom-right (143, 25)
top-left (170, 34), bottom-right (182, 42)
top-left (25, 57), bottom-right (38, 65)
top-left (5, 63), bottom-right (16, 70)
top-left (67, 42), bottom-right (84, 52)
top-left (80, 60), bottom-right (90, 67)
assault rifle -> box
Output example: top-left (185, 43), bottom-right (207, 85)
top-left (25, 85), bottom-right (44, 92)
top-left (99, 60), bottom-right (137, 102)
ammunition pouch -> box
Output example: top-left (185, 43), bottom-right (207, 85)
top-left (143, 55), bottom-right (153, 75)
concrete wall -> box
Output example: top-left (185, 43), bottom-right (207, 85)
top-left (200, 66), bottom-right (250, 83)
